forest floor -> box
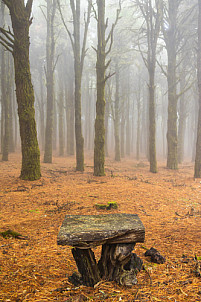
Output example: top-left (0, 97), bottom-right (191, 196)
top-left (0, 153), bottom-right (201, 302)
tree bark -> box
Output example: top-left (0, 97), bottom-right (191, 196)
top-left (94, 0), bottom-right (106, 176)
top-left (59, 83), bottom-right (64, 156)
top-left (44, 0), bottom-right (56, 163)
top-left (149, 69), bottom-right (157, 172)
top-left (166, 0), bottom-right (178, 169)
top-left (2, 53), bottom-right (10, 161)
top-left (194, 0), bottom-right (201, 178)
top-left (72, 248), bottom-right (101, 287)
top-left (178, 98), bottom-right (187, 164)
top-left (114, 62), bottom-right (121, 161)
top-left (1, 2), bottom-right (6, 158)
top-left (2, 0), bottom-right (41, 180)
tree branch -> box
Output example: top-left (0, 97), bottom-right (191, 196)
top-left (105, 1), bottom-right (121, 56)
top-left (57, 0), bottom-right (75, 53)
top-left (1, 0), bottom-right (11, 9)
top-left (26, 0), bottom-right (33, 18)
top-left (81, 0), bottom-right (92, 74)
top-left (0, 27), bottom-right (14, 44)
top-left (0, 38), bottom-right (13, 53)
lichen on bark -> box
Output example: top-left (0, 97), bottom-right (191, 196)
top-left (3, 0), bottom-right (41, 180)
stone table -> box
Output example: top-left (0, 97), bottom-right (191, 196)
top-left (57, 213), bottom-right (145, 287)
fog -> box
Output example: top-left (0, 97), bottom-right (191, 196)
top-left (0, 0), bottom-right (200, 174)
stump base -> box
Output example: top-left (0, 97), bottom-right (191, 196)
top-left (72, 243), bottom-right (141, 287)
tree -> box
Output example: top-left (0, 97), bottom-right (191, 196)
top-left (163, 0), bottom-right (179, 169)
top-left (194, 0), bottom-right (201, 178)
top-left (114, 61), bottom-right (121, 161)
top-left (58, 0), bottom-right (92, 171)
top-left (94, 0), bottom-right (120, 176)
top-left (137, 0), bottom-right (163, 172)
top-left (44, 0), bottom-right (57, 163)
top-left (0, 0), bottom-right (41, 180)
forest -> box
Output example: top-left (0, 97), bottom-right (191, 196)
top-left (0, 0), bottom-right (201, 301)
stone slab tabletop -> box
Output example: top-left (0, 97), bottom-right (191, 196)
top-left (57, 213), bottom-right (145, 249)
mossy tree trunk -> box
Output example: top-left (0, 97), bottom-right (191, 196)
top-left (0, 0), bottom-right (41, 180)
top-left (94, 0), bottom-right (106, 176)
top-left (94, 0), bottom-right (120, 175)
top-left (164, 0), bottom-right (178, 170)
top-left (44, 0), bottom-right (56, 163)
top-left (194, 0), bottom-right (201, 178)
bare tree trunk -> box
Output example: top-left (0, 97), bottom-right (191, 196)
top-left (149, 67), bottom-right (157, 172)
top-left (136, 87), bottom-right (141, 161)
top-left (105, 88), bottom-right (110, 157)
top-left (9, 60), bottom-right (15, 153)
top-left (2, 53), bottom-right (10, 161)
top-left (58, 82), bottom-right (64, 156)
top-left (0, 2), bottom-right (5, 155)
top-left (114, 61), bottom-right (120, 161)
top-left (121, 104), bottom-right (125, 158)
top-left (166, 0), bottom-right (178, 169)
top-left (44, 0), bottom-right (56, 163)
top-left (178, 97), bottom-right (187, 164)
top-left (126, 70), bottom-right (130, 156)
top-left (66, 74), bottom-right (75, 156)
top-left (194, 0), bottom-right (201, 178)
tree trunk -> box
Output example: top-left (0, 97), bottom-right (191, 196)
top-left (105, 90), bottom-right (109, 157)
top-left (1, 2), bottom-right (5, 156)
top-left (114, 62), bottom-right (120, 161)
top-left (44, 0), bottom-right (56, 163)
top-left (121, 105), bottom-right (125, 158)
top-left (149, 72), bottom-right (157, 173)
top-left (166, 0), bottom-right (178, 170)
top-left (71, 0), bottom-right (85, 171)
top-left (9, 61), bottom-right (15, 153)
top-left (74, 66), bottom-right (84, 171)
top-left (94, 0), bottom-right (106, 176)
top-left (126, 71), bottom-right (131, 156)
top-left (59, 85), bottom-right (64, 156)
top-left (136, 93), bottom-right (141, 161)
top-left (66, 74), bottom-right (75, 156)
top-left (194, 0), bottom-right (201, 177)
top-left (72, 248), bottom-right (101, 287)
top-left (4, 0), bottom-right (41, 180)
top-left (178, 98), bottom-right (187, 164)
top-left (39, 66), bottom-right (45, 151)
top-left (2, 53), bottom-right (10, 161)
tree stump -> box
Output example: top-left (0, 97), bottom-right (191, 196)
top-left (58, 214), bottom-right (145, 287)
top-left (98, 243), bottom-right (138, 286)
top-left (72, 248), bottom-right (101, 287)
